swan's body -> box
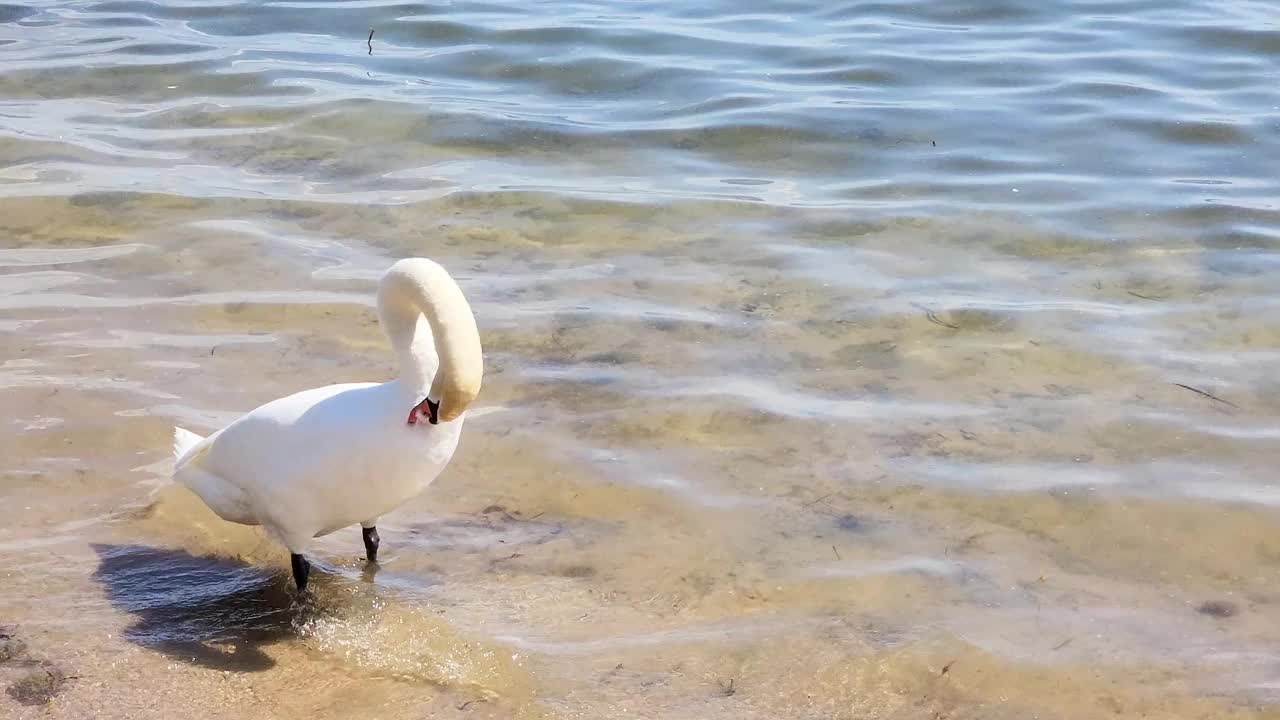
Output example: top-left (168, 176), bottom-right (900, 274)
top-left (172, 258), bottom-right (482, 590)
top-left (172, 381), bottom-right (464, 547)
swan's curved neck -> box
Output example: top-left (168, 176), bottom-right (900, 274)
top-left (377, 259), bottom-right (483, 422)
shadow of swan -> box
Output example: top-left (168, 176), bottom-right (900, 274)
top-left (90, 543), bottom-right (320, 672)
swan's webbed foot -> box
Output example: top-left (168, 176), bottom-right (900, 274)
top-left (362, 526), bottom-right (380, 564)
top-left (406, 397), bottom-right (440, 426)
top-left (290, 553), bottom-right (311, 592)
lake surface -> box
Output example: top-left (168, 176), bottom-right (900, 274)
top-left (1, 0), bottom-right (1278, 717)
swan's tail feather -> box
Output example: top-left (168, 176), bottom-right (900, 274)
top-left (173, 427), bottom-right (206, 466)
top-left (170, 427), bottom-right (253, 525)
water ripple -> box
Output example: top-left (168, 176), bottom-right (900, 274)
top-left (0, 0), bottom-right (1269, 216)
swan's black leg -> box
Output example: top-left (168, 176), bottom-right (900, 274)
top-left (362, 526), bottom-right (380, 564)
top-left (290, 553), bottom-right (311, 592)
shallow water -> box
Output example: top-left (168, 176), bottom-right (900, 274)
top-left (1, 0), bottom-right (1279, 717)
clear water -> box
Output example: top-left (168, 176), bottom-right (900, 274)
top-left (1, 1), bottom-right (1278, 718)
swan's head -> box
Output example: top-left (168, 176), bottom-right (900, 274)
top-left (431, 360), bottom-right (481, 423)
top-left (407, 366), bottom-right (480, 425)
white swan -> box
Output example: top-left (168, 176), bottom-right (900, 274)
top-left (171, 258), bottom-right (482, 591)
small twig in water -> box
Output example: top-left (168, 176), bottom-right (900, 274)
top-left (1052, 638), bottom-right (1072, 651)
top-left (1127, 290), bottom-right (1166, 301)
top-left (911, 302), bottom-right (959, 329)
top-left (367, 28), bottom-right (374, 55)
top-left (925, 309), bottom-right (959, 329)
top-left (1172, 382), bottom-right (1238, 409)
top-left (456, 700), bottom-right (473, 711)
top-left (831, 545), bottom-right (841, 561)
top-left (802, 493), bottom-right (832, 509)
